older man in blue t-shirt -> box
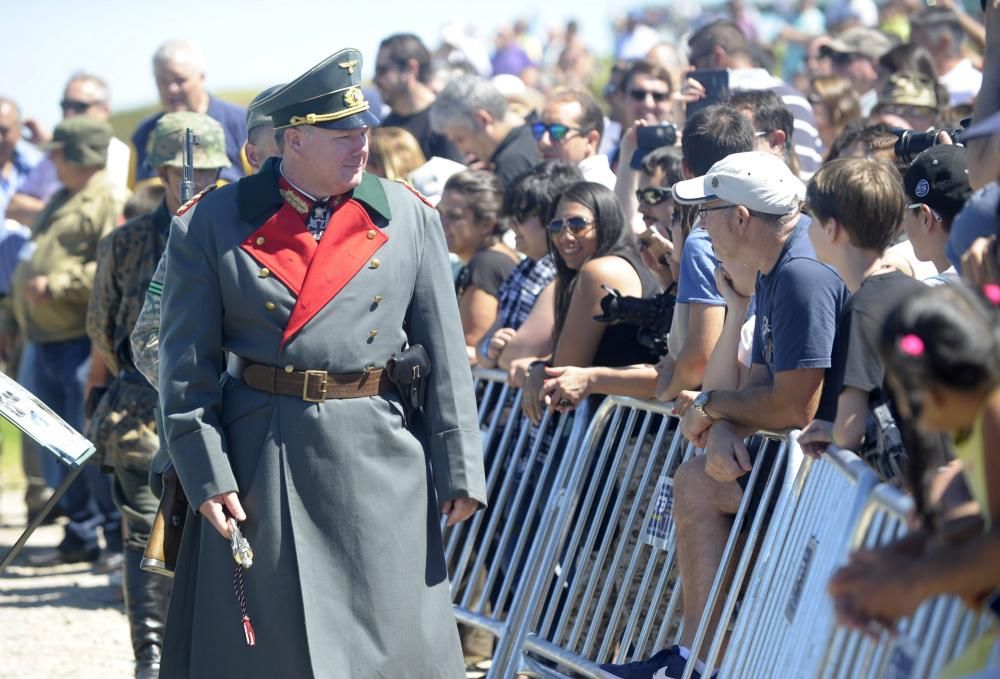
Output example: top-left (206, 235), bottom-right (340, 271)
top-left (132, 40), bottom-right (246, 184)
top-left (599, 151), bottom-right (848, 679)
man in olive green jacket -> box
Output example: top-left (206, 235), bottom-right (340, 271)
top-left (2, 117), bottom-right (124, 566)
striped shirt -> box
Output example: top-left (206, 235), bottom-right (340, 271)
top-left (729, 68), bottom-right (825, 180)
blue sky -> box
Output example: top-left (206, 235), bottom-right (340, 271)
top-left (6, 0), bottom-right (624, 130)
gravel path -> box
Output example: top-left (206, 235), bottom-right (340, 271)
top-left (0, 488), bottom-right (133, 679)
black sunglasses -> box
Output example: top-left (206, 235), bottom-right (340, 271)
top-left (636, 187), bottom-right (672, 206)
top-left (828, 51), bottom-right (861, 66)
top-left (60, 99), bottom-right (99, 113)
top-left (531, 121), bottom-right (581, 142)
top-left (547, 216), bottom-right (594, 234)
top-left (628, 88), bottom-right (670, 103)
top-left (374, 61), bottom-right (403, 76)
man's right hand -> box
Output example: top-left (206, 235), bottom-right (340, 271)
top-left (199, 492), bottom-right (247, 539)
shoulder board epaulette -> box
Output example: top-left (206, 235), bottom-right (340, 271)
top-left (395, 179), bottom-right (434, 209)
top-left (175, 184), bottom-right (218, 216)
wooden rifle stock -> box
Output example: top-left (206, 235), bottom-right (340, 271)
top-left (140, 464), bottom-right (187, 577)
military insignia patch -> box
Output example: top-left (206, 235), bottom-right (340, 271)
top-left (175, 184), bottom-right (217, 216)
top-left (711, 176), bottom-right (720, 189)
top-left (339, 59), bottom-right (359, 75)
top-left (343, 87), bottom-right (365, 108)
top-left (280, 189), bottom-right (311, 216)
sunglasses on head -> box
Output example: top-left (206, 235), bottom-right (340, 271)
top-left (60, 99), bottom-right (98, 113)
top-left (628, 88), bottom-right (670, 103)
top-left (531, 121), bottom-right (580, 142)
top-left (547, 216), bottom-right (594, 234)
top-left (636, 187), bottom-right (672, 206)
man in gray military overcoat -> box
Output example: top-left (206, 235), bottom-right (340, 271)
top-left (156, 48), bottom-right (487, 678)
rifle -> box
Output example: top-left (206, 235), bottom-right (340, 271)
top-left (141, 463), bottom-right (187, 576)
top-left (180, 127), bottom-right (199, 203)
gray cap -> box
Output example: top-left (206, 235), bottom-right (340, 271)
top-left (947, 181), bottom-right (999, 270)
top-left (821, 27), bottom-right (895, 61)
top-left (246, 84), bottom-right (285, 133)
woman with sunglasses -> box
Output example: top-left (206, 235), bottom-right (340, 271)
top-left (518, 181), bottom-right (662, 423)
top-left (437, 170), bottom-right (519, 363)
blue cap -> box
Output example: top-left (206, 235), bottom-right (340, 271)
top-left (947, 181), bottom-right (999, 270)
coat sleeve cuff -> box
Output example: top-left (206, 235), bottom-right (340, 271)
top-left (428, 427), bottom-right (488, 507)
top-left (167, 426), bottom-right (239, 510)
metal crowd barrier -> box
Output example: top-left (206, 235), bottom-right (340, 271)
top-left (446, 368), bottom-right (594, 676)
top-left (720, 442), bottom-right (881, 678)
top-left (816, 481), bottom-right (996, 679)
top-left (453, 378), bottom-right (997, 678)
top-left (502, 395), bottom-right (796, 679)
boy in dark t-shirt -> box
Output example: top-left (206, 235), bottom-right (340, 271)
top-left (800, 157), bottom-right (926, 461)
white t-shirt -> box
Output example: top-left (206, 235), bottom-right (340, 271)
top-left (578, 154), bottom-right (617, 190)
top-left (939, 59), bottom-right (982, 107)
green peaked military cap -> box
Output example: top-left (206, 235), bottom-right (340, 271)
top-left (252, 48), bottom-right (380, 130)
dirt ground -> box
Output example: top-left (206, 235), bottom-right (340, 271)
top-left (0, 487), bottom-right (133, 679)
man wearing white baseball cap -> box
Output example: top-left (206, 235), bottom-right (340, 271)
top-left (603, 151), bottom-right (848, 679)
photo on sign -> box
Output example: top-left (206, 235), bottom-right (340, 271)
top-left (0, 370), bottom-right (94, 467)
top-left (641, 475), bottom-right (675, 551)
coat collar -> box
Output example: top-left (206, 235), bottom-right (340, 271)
top-left (237, 157), bottom-right (391, 224)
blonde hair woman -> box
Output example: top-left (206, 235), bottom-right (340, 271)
top-left (367, 126), bottom-right (427, 180)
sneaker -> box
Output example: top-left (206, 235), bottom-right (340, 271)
top-left (597, 646), bottom-right (687, 679)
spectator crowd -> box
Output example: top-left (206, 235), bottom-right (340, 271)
top-left (1, 0), bottom-right (999, 677)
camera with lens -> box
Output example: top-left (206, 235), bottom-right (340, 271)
top-left (892, 120), bottom-right (967, 165)
top-left (594, 285), bottom-right (676, 358)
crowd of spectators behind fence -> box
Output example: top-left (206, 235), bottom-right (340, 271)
top-left (1, 0), bottom-right (1000, 676)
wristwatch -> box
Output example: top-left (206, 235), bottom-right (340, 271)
top-left (692, 390), bottom-right (714, 419)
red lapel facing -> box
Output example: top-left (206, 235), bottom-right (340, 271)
top-left (239, 202), bottom-right (317, 295)
top-left (282, 199), bottom-right (388, 346)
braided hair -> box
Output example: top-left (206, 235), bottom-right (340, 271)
top-left (879, 284), bottom-right (1000, 527)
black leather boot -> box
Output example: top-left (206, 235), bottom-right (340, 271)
top-left (124, 548), bottom-right (171, 679)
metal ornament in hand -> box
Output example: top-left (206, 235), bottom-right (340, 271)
top-left (229, 518), bottom-right (254, 569)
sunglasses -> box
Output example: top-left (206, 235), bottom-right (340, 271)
top-left (628, 88), bottom-right (670, 103)
top-left (374, 61), bottom-right (403, 76)
top-left (828, 51), bottom-right (862, 67)
top-left (636, 187), bottom-right (672, 206)
top-left (547, 216), bottom-right (594, 234)
top-left (60, 99), bottom-right (100, 113)
top-left (531, 122), bottom-right (581, 142)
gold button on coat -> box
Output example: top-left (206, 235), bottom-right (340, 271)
top-left (366, 229), bottom-right (376, 240)
top-left (255, 236), bottom-right (265, 246)
top-left (284, 364), bottom-right (295, 373)
top-left (370, 258), bottom-right (380, 269)
top-left (259, 267), bottom-right (270, 278)
top-left (265, 302), bottom-right (277, 310)
top-left (369, 329), bottom-right (378, 338)
top-left (373, 295), bottom-right (383, 304)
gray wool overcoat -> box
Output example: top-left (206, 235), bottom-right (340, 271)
top-left (157, 158), bottom-right (486, 679)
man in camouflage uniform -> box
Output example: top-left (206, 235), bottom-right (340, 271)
top-left (131, 85), bottom-right (281, 395)
top-left (87, 111), bottom-right (228, 679)
top-left (2, 117), bottom-right (124, 567)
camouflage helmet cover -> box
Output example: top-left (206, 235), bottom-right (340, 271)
top-left (148, 111), bottom-right (231, 169)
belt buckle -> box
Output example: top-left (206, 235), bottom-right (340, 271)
top-left (302, 370), bottom-right (328, 402)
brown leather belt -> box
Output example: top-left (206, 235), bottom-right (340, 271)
top-left (233, 358), bottom-right (391, 402)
